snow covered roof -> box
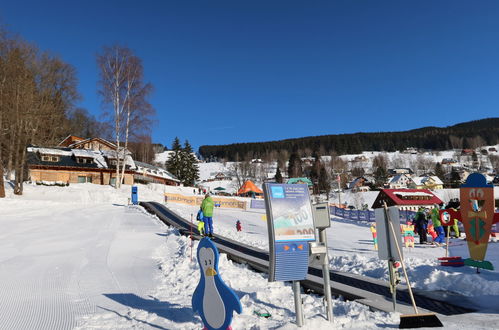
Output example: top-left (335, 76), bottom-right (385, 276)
top-left (412, 176), bottom-right (444, 186)
top-left (394, 191), bottom-right (434, 197)
top-left (28, 147), bottom-right (72, 157)
top-left (372, 189), bottom-right (442, 208)
top-left (27, 146), bottom-right (135, 170)
top-left (134, 161), bottom-right (179, 182)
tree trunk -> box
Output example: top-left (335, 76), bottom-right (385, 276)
top-left (0, 164), bottom-right (5, 198)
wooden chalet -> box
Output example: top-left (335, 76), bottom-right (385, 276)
top-left (134, 161), bottom-right (180, 186)
top-left (28, 135), bottom-right (181, 187)
top-left (371, 189), bottom-right (443, 211)
top-left (27, 145), bottom-right (135, 185)
top-left (348, 176), bottom-right (373, 192)
top-left (387, 174), bottom-right (413, 189)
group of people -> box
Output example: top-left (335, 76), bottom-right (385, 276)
top-left (412, 203), bottom-right (460, 245)
top-left (196, 194), bottom-right (243, 238)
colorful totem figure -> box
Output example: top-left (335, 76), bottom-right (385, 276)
top-left (401, 224), bottom-right (415, 248)
top-left (460, 173), bottom-right (495, 270)
top-left (370, 224), bottom-right (378, 250)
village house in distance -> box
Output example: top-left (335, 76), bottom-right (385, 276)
top-left (27, 135), bottom-right (179, 186)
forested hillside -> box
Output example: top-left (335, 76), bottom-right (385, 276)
top-left (199, 118), bottom-right (499, 161)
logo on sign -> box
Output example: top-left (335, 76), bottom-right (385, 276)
top-left (271, 186), bottom-right (285, 198)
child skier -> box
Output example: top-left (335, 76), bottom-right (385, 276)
top-left (236, 220), bottom-right (242, 232)
top-left (413, 208), bottom-right (428, 244)
top-left (196, 208), bottom-right (205, 236)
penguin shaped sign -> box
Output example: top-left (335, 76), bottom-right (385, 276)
top-left (192, 237), bottom-right (242, 330)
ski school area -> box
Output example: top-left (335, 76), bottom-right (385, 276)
top-left (1, 177), bottom-right (499, 329)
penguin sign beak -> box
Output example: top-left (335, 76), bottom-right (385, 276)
top-left (205, 266), bottom-right (217, 277)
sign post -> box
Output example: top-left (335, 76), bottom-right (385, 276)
top-left (375, 206), bottom-right (403, 311)
top-left (311, 202), bottom-right (333, 322)
top-left (263, 183), bottom-right (316, 327)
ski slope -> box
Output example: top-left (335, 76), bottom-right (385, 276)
top-left (1, 183), bottom-right (499, 329)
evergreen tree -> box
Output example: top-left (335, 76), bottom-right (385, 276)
top-left (309, 153), bottom-right (321, 194)
top-left (288, 153), bottom-right (303, 178)
top-left (166, 137), bottom-right (182, 180)
top-left (373, 167), bottom-right (388, 189)
top-left (434, 162), bottom-right (445, 183)
top-left (318, 165), bottom-right (331, 196)
top-left (180, 140), bottom-right (199, 186)
top-left (450, 168), bottom-right (462, 188)
top-left (275, 167), bottom-right (283, 183)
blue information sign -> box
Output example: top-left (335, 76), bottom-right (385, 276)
top-left (263, 183), bottom-right (316, 282)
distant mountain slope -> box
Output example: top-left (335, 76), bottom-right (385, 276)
top-left (199, 118), bottom-right (499, 161)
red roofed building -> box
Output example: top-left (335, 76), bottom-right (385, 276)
top-left (371, 189), bottom-right (442, 211)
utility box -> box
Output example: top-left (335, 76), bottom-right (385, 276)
top-left (312, 202), bottom-right (331, 228)
top-left (131, 186), bottom-right (138, 205)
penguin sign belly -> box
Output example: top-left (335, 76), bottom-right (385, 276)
top-left (203, 277), bottom-right (226, 328)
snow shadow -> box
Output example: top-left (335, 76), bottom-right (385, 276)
top-left (103, 293), bottom-right (195, 323)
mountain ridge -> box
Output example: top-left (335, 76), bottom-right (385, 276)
top-left (199, 118), bottom-right (499, 161)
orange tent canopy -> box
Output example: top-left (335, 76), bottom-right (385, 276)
top-left (237, 180), bottom-right (263, 195)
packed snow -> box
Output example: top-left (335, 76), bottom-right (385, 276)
top-left (1, 182), bottom-right (499, 329)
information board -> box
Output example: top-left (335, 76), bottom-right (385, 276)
top-left (265, 184), bottom-right (316, 242)
top-left (264, 183), bottom-right (316, 282)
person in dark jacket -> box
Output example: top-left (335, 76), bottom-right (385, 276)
top-left (413, 207), bottom-right (428, 244)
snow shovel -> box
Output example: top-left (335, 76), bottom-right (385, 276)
top-left (383, 203), bottom-right (443, 329)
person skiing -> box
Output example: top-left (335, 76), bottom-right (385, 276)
top-left (413, 207), bottom-right (428, 244)
top-left (236, 220), bottom-right (242, 232)
top-left (196, 208), bottom-right (205, 236)
top-left (201, 193), bottom-right (215, 238)
top-left (430, 205), bottom-right (445, 245)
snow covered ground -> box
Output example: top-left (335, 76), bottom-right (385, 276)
top-left (1, 183), bottom-right (499, 329)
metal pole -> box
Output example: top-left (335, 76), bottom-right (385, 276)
top-left (445, 225), bottom-right (450, 258)
top-left (338, 174), bottom-right (341, 207)
top-left (388, 259), bottom-right (397, 311)
top-left (190, 213), bottom-right (194, 262)
top-left (292, 281), bottom-right (304, 327)
top-left (319, 229), bottom-right (333, 322)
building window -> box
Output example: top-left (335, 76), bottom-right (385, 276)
top-left (77, 176), bottom-right (92, 183)
top-left (41, 155), bottom-right (59, 162)
top-left (77, 158), bottom-right (93, 164)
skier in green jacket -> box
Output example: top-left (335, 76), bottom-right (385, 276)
top-left (201, 194), bottom-right (215, 237)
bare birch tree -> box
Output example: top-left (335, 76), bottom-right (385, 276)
top-left (97, 45), bottom-right (154, 188)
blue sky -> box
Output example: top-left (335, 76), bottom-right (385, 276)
top-left (2, 1), bottom-right (499, 151)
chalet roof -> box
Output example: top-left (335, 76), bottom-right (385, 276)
top-left (27, 147), bottom-right (100, 169)
top-left (69, 137), bottom-right (118, 150)
top-left (27, 146), bottom-right (135, 170)
top-left (134, 161), bottom-right (179, 182)
top-left (58, 135), bottom-right (86, 147)
top-left (388, 174), bottom-right (411, 183)
top-left (372, 189), bottom-right (442, 208)
top-left (412, 175), bottom-right (444, 186)
top-left (287, 177), bottom-right (313, 186)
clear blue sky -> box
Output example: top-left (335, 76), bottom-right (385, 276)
top-left (2, 1), bottom-right (499, 151)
